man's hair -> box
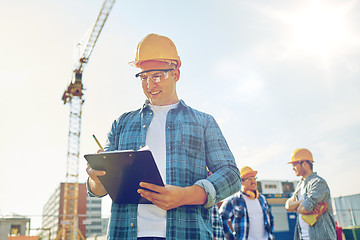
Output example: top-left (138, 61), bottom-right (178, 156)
top-left (300, 160), bottom-right (313, 170)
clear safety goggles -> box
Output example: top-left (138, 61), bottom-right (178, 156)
top-left (135, 68), bottom-right (174, 84)
top-left (243, 176), bottom-right (257, 181)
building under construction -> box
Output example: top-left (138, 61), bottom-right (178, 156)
top-left (39, 183), bottom-right (105, 240)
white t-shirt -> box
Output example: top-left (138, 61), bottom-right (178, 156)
top-left (297, 181), bottom-right (310, 240)
top-left (137, 102), bottom-right (178, 238)
top-left (243, 195), bottom-right (269, 240)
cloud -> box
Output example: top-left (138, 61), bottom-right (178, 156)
top-left (308, 101), bottom-right (360, 140)
top-left (213, 58), bottom-right (266, 103)
top-left (315, 141), bottom-right (360, 197)
top-left (233, 144), bottom-right (287, 168)
top-left (235, 75), bottom-right (265, 102)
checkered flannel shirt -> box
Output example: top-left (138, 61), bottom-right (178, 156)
top-left (88, 100), bottom-right (241, 240)
top-left (293, 172), bottom-right (337, 240)
top-left (212, 204), bottom-right (225, 240)
top-left (219, 192), bottom-right (274, 240)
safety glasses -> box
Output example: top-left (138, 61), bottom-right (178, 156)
top-left (135, 68), bottom-right (174, 84)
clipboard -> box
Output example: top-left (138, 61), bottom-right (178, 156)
top-left (84, 150), bottom-right (164, 204)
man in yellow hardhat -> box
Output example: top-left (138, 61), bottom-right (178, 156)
top-left (219, 166), bottom-right (274, 240)
top-left (285, 148), bottom-right (336, 240)
top-left (86, 33), bottom-right (241, 240)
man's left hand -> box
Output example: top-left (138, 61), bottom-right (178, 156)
top-left (137, 182), bottom-right (207, 210)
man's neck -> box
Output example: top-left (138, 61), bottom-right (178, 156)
top-left (150, 98), bottom-right (179, 106)
top-left (302, 170), bottom-right (313, 180)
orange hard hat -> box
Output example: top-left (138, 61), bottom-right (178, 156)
top-left (288, 148), bottom-right (314, 164)
top-left (240, 166), bottom-right (257, 179)
top-left (130, 33), bottom-right (181, 68)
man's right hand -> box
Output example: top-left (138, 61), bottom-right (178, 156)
top-left (285, 196), bottom-right (301, 212)
top-left (86, 149), bottom-right (107, 196)
top-left (86, 163), bottom-right (106, 183)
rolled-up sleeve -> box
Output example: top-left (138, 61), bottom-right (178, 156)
top-left (194, 179), bottom-right (217, 208)
top-left (302, 179), bottom-right (328, 212)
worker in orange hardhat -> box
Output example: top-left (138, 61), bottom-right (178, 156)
top-left (86, 33), bottom-right (241, 240)
top-left (219, 166), bottom-right (274, 239)
top-left (131, 34), bottom-right (182, 107)
top-left (131, 33), bottom-right (181, 68)
top-left (285, 148), bottom-right (336, 240)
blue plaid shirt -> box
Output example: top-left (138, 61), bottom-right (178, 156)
top-left (90, 100), bottom-right (241, 240)
top-left (219, 192), bottom-right (274, 240)
top-left (212, 204), bottom-right (225, 240)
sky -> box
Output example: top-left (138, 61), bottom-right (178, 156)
top-left (1, 0), bottom-right (360, 232)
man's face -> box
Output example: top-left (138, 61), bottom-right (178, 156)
top-left (292, 162), bottom-right (305, 177)
top-left (241, 176), bottom-right (257, 192)
top-left (138, 60), bottom-right (179, 106)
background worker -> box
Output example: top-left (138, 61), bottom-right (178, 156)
top-left (219, 166), bottom-right (274, 240)
top-left (208, 170), bottom-right (226, 240)
top-left (213, 204), bottom-right (225, 240)
top-left (86, 33), bottom-right (241, 240)
top-left (285, 148), bottom-right (336, 240)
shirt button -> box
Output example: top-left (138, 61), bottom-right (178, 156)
top-left (143, 125), bottom-right (146, 128)
top-left (130, 223), bottom-right (134, 227)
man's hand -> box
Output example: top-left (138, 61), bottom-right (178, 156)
top-left (297, 203), bottom-right (310, 215)
top-left (86, 149), bottom-right (107, 196)
top-left (86, 163), bottom-right (106, 184)
top-left (137, 182), bottom-right (207, 210)
top-left (285, 196), bottom-right (301, 212)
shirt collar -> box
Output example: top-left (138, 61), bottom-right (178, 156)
top-left (140, 99), bottom-right (187, 113)
top-left (302, 172), bottom-right (317, 182)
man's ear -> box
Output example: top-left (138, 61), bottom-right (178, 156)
top-left (173, 69), bottom-right (180, 82)
top-left (301, 161), bottom-right (309, 168)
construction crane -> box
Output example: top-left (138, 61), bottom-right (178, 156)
top-left (57, 1), bottom-right (116, 239)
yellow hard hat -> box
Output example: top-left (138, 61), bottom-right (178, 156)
top-left (240, 166), bottom-right (257, 179)
top-left (288, 148), bottom-right (314, 164)
top-left (130, 33), bottom-right (181, 68)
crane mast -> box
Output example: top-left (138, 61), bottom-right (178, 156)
top-left (58, 1), bottom-right (116, 239)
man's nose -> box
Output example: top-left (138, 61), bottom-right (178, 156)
top-left (146, 77), bottom-right (157, 88)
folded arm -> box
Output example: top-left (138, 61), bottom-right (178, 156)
top-left (285, 197), bottom-right (311, 214)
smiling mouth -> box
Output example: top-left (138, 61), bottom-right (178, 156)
top-left (150, 91), bottom-right (161, 95)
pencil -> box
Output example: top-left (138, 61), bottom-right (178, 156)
top-left (92, 134), bottom-right (104, 151)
